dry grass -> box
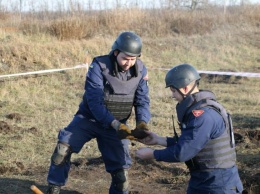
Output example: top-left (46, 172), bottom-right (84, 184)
top-left (1, 5), bottom-right (260, 39)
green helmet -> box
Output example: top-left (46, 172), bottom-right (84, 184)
top-left (165, 64), bottom-right (201, 88)
top-left (112, 31), bottom-right (142, 57)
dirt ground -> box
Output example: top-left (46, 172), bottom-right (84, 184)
top-left (0, 119), bottom-right (259, 194)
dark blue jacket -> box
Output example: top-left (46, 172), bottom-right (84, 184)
top-left (154, 105), bottom-right (227, 162)
top-left (77, 54), bottom-right (150, 129)
top-left (154, 90), bottom-right (243, 192)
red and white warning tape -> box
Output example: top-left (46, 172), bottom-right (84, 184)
top-left (198, 70), bottom-right (260, 78)
top-left (149, 68), bottom-right (260, 78)
top-left (0, 64), bottom-right (260, 79)
top-left (0, 64), bottom-right (89, 79)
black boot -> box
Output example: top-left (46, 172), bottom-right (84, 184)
top-left (46, 183), bottom-right (61, 194)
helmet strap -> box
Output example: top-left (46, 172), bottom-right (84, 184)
top-left (180, 80), bottom-right (199, 99)
top-left (176, 88), bottom-right (185, 99)
top-left (134, 61), bottom-right (138, 77)
top-left (110, 52), bottom-right (119, 78)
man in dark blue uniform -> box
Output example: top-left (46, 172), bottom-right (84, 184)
top-left (46, 31), bottom-right (151, 194)
top-left (136, 64), bottom-right (243, 194)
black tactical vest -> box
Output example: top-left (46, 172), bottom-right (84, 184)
top-left (177, 90), bottom-right (236, 171)
top-left (96, 55), bottom-right (143, 121)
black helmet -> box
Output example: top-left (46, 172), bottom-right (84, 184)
top-left (112, 31), bottom-right (142, 57)
top-left (165, 64), bottom-right (201, 88)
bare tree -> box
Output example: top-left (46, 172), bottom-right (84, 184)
top-left (115, 0), bottom-right (121, 9)
top-left (165, 0), bottom-right (175, 9)
top-left (224, 0), bottom-right (227, 14)
top-left (166, 0), bottom-right (210, 10)
top-left (190, 0), bottom-right (210, 9)
top-left (86, 0), bottom-right (93, 10)
top-left (240, 0), bottom-right (251, 6)
top-left (230, 0), bottom-right (239, 6)
top-left (20, 0), bottom-right (22, 11)
top-left (174, 0), bottom-right (182, 8)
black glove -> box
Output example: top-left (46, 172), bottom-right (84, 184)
top-left (111, 120), bottom-right (136, 140)
top-left (131, 121), bottom-right (149, 139)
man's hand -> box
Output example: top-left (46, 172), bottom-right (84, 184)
top-left (111, 120), bottom-right (136, 140)
top-left (135, 147), bottom-right (155, 160)
top-left (138, 131), bottom-right (168, 147)
top-left (131, 121), bottom-right (149, 139)
top-left (117, 123), bottom-right (136, 140)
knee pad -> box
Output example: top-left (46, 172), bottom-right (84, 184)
top-left (51, 142), bottom-right (71, 166)
top-left (111, 169), bottom-right (129, 192)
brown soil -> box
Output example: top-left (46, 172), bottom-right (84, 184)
top-left (0, 120), bottom-right (259, 194)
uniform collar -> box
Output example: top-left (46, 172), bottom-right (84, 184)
top-left (176, 90), bottom-right (216, 122)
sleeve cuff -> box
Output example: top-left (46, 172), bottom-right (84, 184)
top-left (166, 137), bottom-right (176, 147)
top-left (153, 150), bottom-right (161, 161)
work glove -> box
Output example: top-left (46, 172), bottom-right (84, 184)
top-left (111, 120), bottom-right (136, 140)
top-left (131, 121), bottom-right (149, 139)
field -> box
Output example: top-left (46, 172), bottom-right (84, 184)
top-left (0, 3), bottom-right (260, 194)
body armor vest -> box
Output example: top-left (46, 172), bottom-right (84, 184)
top-left (177, 90), bottom-right (236, 171)
top-left (97, 56), bottom-right (143, 121)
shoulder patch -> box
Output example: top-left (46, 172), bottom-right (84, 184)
top-left (192, 110), bottom-right (204, 117)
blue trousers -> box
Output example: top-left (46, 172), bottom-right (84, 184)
top-left (187, 166), bottom-right (243, 194)
top-left (47, 115), bottom-right (131, 194)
